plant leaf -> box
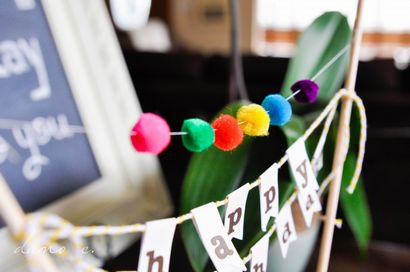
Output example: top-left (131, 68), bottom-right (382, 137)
top-left (281, 12), bottom-right (351, 106)
top-left (340, 153), bottom-right (372, 252)
top-left (281, 114), bottom-right (306, 146)
top-left (180, 102), bottom-right (252, 272)
top-left (180, 11), bottom-right (355, 271)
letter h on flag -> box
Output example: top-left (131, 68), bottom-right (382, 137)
top-left (138, 218), bottom-right (177, 272)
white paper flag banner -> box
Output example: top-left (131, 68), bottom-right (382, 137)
top-left (224, 183), bottom-right (250, 240)
top-left (250, 233), bottom-right (270, 272)
top-left (286, 138), bottom-right (319, 191)
top-left (138, 218), bottom-right (177, 272)
top-left (275, 203), bottom-right (297, 258)
top-left (192, 203), bottom-right (247, 272)
top-left (259, 163), bottom-right (279, 231)
top-left (297, 189), bottom-right (322, 227)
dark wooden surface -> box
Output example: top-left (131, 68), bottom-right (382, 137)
top-left (308, 239), bottom-right (410, 272)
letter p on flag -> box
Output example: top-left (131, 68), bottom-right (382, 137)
top-left (259, 163), bottom-right (279, 231)
top-left (224, 183), bottom-right (250, 240)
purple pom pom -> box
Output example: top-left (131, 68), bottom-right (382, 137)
top-left (291, 79), bottom-right (319, 104)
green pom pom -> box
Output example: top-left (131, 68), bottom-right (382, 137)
top-left (182, 118), bottom-right (215, 152)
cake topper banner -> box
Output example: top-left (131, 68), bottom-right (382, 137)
top-left (7, 89), bottom-right (367, 272)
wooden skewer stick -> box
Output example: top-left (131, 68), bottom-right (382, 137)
top-left (316, 0), bottom-right (365, 271)
top-left (0, 174), bottom-right (58, 272)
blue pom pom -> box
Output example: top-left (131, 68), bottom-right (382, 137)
top-left (261, 94), bottom-right (292, 126)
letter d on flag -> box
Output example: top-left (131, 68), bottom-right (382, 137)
top-left (275, 203), bottom-right (297, 258)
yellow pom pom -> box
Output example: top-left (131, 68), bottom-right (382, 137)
top-left (237, 104), bottom-right (270, 136)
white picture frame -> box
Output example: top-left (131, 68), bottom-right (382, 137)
top-left (0, 0), bottom-right (172, 270)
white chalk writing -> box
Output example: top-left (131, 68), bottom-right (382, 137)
top-left (0, 37), bottom-right (51, 101)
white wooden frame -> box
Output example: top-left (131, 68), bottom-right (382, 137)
top-left (0, 0), bottom-right (172, 270)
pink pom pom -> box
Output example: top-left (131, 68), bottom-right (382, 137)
top-left (130, 113), bottom-right (171, 155)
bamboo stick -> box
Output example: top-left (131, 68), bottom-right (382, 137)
top-left (316, 0), bottom-right (365, 271)
top-left (0, 174), bottom-right (58, 272)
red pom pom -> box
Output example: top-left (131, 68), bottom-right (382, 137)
top-left (212, 114), bottom-right (244, 151)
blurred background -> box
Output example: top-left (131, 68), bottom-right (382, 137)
top-left (103, 0), bottom-right (409, 271)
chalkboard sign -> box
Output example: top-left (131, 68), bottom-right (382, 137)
top-left (0, 0), bottom-right (101, 219)
top-left (0, 0), bottom-right (172, 270)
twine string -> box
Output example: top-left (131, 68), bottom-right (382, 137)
top-left (15, 89), bottom-right (367, 272)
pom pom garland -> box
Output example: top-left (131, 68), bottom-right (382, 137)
top-left (262, 94), bottom-right (292, 126)
top-left (130, 113), bottom-right (171, 155)
top-left (212, 114), bottom-right (244, 151)
top-left (181, 118), bottom-right (215, 152)
top-left (236, 104), bottom-right (270, 136)
top-left (290, 79), bottom-right (319, 103)
top-left (125, 45), bottom-right (363, 153)
top-left (129, 81), bottom-right (323, 154)
top-left (129, 82), bottom-right (319, 154)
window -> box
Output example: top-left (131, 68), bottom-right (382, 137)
top-left (255, 0), bottom-right (410, 63)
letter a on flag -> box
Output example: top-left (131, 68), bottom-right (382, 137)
top-left (192, 203), bottom-right (246, 272)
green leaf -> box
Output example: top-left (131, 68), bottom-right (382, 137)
top-left (180, 102), bottom-right (252, 272)
top-left (340, 149), bottom-right (372, 253)
top-left (180, 11), bottom-right (355, 271)
top-left (281, 114), bottom-right (306, 146)
top-left (281, 12), bottom-right (351, 106)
